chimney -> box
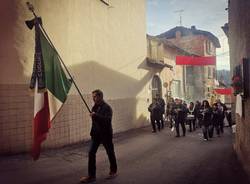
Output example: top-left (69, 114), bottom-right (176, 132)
top-left (175, 31), bottom-right (181, 39)
top-left (191, 26), bottom-right (196, 30)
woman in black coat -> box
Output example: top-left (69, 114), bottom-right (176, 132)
top-left (211, 103), bottom-right (220, 137)
top-left (194, 101), bottom-right (202, 128)
top-left (200, 100), bottom-right (212, 140)
top-left (187, 102), bottom-right (196, 132)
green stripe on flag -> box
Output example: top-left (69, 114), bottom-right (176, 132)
top-left (40, 30), bottom-right (72, 103)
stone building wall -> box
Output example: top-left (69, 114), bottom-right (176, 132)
top-left (228, 0), bottom-right (250, 177)
top-left (167, 32), bottom-right (217, 101)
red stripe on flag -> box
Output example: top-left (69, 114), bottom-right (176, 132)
top-left (176, 56), bottom-right (216, 65)
top-left (214, 88), bottom-right (232, 95)
top-left (31, 92), bottom-right (51, 160)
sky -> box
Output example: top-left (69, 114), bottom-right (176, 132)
top-left (147, 0), bottom-right (230, 70)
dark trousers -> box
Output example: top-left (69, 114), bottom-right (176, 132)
top-left (202, 125), bottom-right (214, 139)
top-left (150, 116), bottom-right (161, 131)
top-left (175, 120), bottom-right (186, 136)
top-left (168, 115), bottom-right (174, 128)
top-left (197, 118), bottom-right (202, 128)
top-left (208, 125), bottom-right (214, 138)
top-left (219, 118), bottom-right (224, 133)
top-left (188, 119), bottom-right (196, 131)
top-left (88, 138), bottom-right (117, 177)
top-left (227, 113), bottom-right (232, 127)
top-left (160, 114), bottom-right (164, 129)
top-left (202, 125), bottom-right (209, 140)
top-left (214, 124), bottom-right (220, 135)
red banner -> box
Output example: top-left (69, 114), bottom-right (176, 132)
top-left (214, 88), bottom-right (232, 95)
top-left (176, 56), bottom-right (216, 65)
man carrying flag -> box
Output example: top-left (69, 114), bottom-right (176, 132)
top-left (28, 17), bottom-right (72, 160)
top-left (26, 4), bottom-right (118, 181)
top-left (80, 89), bottom-right (118, 183)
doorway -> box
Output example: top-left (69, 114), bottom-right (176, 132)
top-left (151, 75), bottom-right (162, 100)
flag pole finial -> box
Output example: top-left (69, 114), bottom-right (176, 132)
top-left (26, 2), bottom-right (34, 12)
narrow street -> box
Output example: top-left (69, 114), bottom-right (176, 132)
top-left (1, 126), bottom-right (249, 184)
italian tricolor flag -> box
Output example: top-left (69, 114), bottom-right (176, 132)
top-left (30, 23), bottom-right (72, 160)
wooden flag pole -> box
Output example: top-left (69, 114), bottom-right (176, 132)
top-left (26, 2), bottom-right (92, 113)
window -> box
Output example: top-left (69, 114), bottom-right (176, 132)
top-left (152, 75), bottom-right (162, 99)
top-left (208, 67), bottom-right (213, 79)
top-left (186, 66), bottom-right (194, 85)
top-left (205, 40), bottom-right (212, 54)
top-left (171, 80), bottom-right (181, 98)
top-left (213, 68), bottom-right (216, 78)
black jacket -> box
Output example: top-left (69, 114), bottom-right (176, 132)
top-left (173, 103), bottom-right (186, 122)
top-left (167, 102), bottom-right (175, 116)
top-left (157, 98), bottom-right (165, 114)
top-left (211, 107), bottom-right (220, 125)
top-left (200, 106), bottom-right (212, 126)
top-left (148, 102), bottom-right (162, 120)
top-left (194, 104), bottom-right (201, 119)
top-left (216, 103), bottom-right (227, 120)
top-left (90, 101), bottom-right (113, 140)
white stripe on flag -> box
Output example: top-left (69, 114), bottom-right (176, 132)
top-left (47, 90), bottom-right (63, 121)
top-left (34, 81), bottom-right (45, 117)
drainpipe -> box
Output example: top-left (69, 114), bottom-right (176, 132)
top-left (183, 65), bottom-right (186, 99)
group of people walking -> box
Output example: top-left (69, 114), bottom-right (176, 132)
top-left (81, 89), bottom-right (231, 183)
top-left (148, 96), bottom-right (231, 141)
top-left (195, 99), bottom-right (230, 140)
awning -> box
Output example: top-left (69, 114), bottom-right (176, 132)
top-left (146, 57), bottom-right (173, 69)
top-left (214, 88), bottom-right (232, 95)
top-left (176, 56), bottom-right (216, 65)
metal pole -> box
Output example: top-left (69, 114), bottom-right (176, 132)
top-left (26, 2), bottom-right (91, 113)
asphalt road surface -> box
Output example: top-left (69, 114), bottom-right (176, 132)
top-left (1, 126), bottom-right (249, 184)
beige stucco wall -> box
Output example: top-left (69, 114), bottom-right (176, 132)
top-left (0, 0), bottom-right (151, 154)
top-left (1, 0), bottom-right (148, 98)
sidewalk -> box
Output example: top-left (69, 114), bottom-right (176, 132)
top-left (0, 126), bottom-right (249, 184)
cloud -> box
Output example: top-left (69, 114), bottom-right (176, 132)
top-left (169, 0), bottom-right (177, 5)
top-left (148, 22), bottom-right (156, 27)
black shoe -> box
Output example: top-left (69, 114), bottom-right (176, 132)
top-left (80, 176), bottom-right (96, 183)
top-left (106, 171), bottom-right (118, 179)
top-left (175, 135), bottom-right (180, 137)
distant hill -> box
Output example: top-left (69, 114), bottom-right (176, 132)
top-left (217, 70), bottom-right (231, 86)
